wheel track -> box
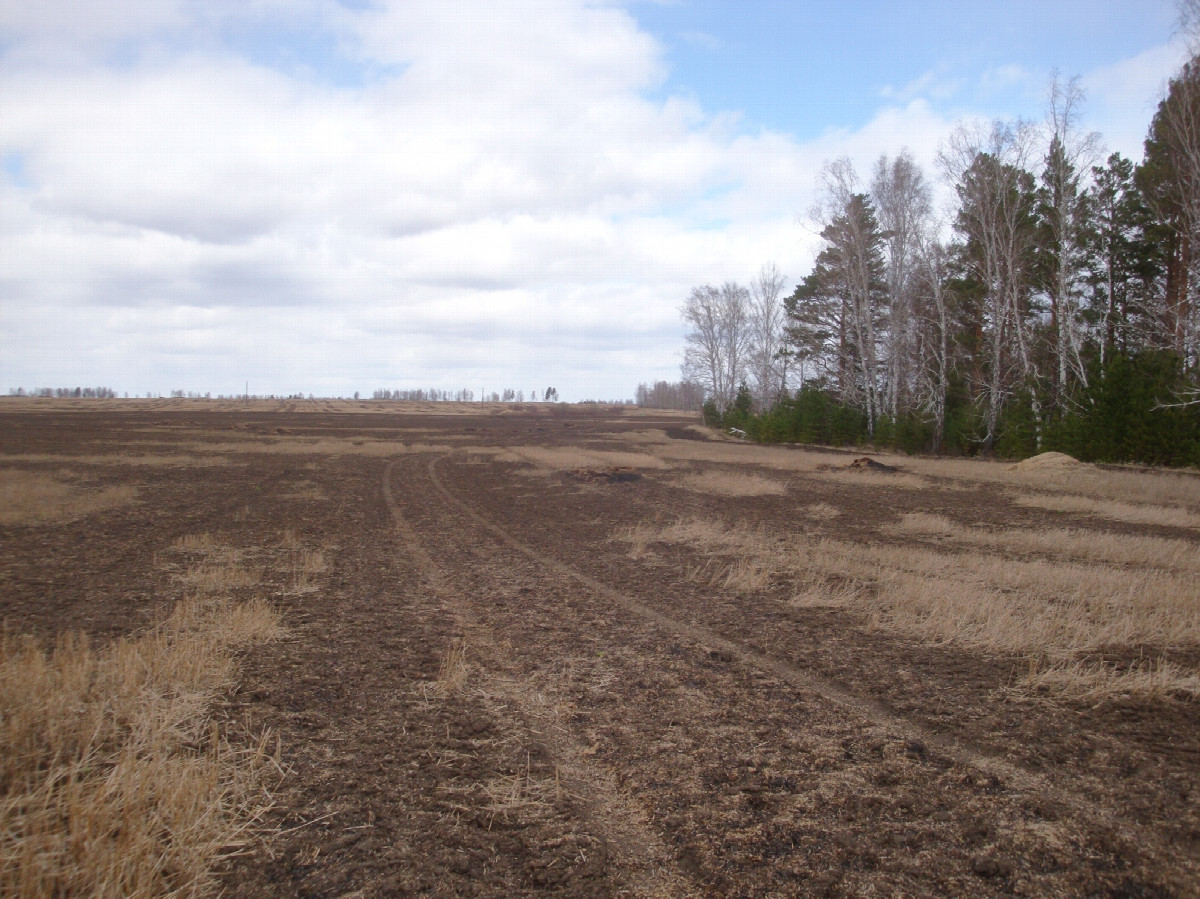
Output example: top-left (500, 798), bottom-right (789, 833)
top-left (418, 453), bottom-right (1150, 852)
top-left (382, 458), bottom-right (698, 898)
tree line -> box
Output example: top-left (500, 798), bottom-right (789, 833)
top-left (678, 55), bottom-right (1200, 466)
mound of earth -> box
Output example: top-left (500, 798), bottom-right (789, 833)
top-left (845, 457), bottom-right (899, 473)
top-left (1009, 451), bottom-right (1087, 472)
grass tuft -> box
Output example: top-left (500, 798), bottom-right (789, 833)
top-left (0, 595), bottom-right (281, 897)
top-left (0, 470), bottom-right (137, 526)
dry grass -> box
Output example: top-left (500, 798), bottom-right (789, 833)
top-left (619, 514), bottom-right (1200, 699)
top-left (176, 554), bottom-right (261, 592)
top-left (0, 470), bottom-right (138, 526)
top-left (434, 640), bottom-right (469, 697)
top-left (172, 533), bottom-right (218, 553)
top-left (1010, 493), bottom-right (1200, 529)
top-left (1, 453), bottom-right (234, 467)
top-left (286, 548), bottom-right (328, 595)
top-left (802, 503), bottom-right (842, 522)
top-left (651, 440), bottom-right (847, 472)
top-left (1017, 658), bottom-right (1200, 702)
top-left (893, 513), bottom-right (1200, 572)
top-left (677, 470), bottom-right (787, 497)
top-left (0, 595), bottom-right (282, 897)
top-left (901, 454), bottom-right (1200, 512)
top-left (496, 446), bottom-right (669, 473)
top-left (175, 439), bottom-right (455, 457)
top-left (811, 468), bottom-right (932, 490)
top-left (281, 481), bottom-right (328, 502)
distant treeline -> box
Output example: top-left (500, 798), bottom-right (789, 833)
top-left (371, 387), bottom-right (560, 402)
top-left (635, 380), bottom-right (705, 411)
top-left (8, 387), bottom-right (117, 398)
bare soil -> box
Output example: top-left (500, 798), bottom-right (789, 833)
top-left (1, 402), bottom-right (1198, 897)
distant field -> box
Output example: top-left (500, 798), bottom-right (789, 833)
top-left (1, 402), bottom-right (1197, 896)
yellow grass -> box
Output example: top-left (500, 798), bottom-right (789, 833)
top-left (677, 470), bottom-right (788, 496)
top-left (0, 595), bottom-right (281, 897)
top-left (434, 639), bottom-right (469, 697)
top-left (621, 514), bottom-right (1200, 698)
top-left (0, 470), bottom-right (138, 525)
top-left (1, 454), bottom-right (234, 467)
top-left (176, 556), bottom-right (260, 592)
top-left (893, 512), bottom-right (1200, 572)
top-left (901, 454), bottom-right (1200, 511)
top-left (172, 533), bottom-right (218, 553)
top-left (286, 548), bottom-right (328, 594)
top-left (497, 446), bottom-right (669, 472)
top-left (175, 439), bottom-right (455, 457)
top-left (1018, 658), bottom-right (1200, 702)
top-left (1011, 493), bottom-right (1200, 529)
top-left (811, 468), bottom-right (932, 490)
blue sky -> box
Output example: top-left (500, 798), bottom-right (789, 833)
top-left (0, 0), bottom-right (1188, 400)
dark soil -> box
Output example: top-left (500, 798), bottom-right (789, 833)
top-left (1, 402), bottom-right (1197, 897)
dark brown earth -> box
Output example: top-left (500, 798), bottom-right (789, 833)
top-left (1, 402), bottom-right (1198, 897)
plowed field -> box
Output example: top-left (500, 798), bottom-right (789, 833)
top-left (2, 400), bottom-right (1198, 896)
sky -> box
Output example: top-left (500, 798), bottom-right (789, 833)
top-left (0, 0), bottom-right (1190, 401)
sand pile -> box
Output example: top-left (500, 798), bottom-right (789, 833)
top-left (1009, 451), bottom-right (1087, 472)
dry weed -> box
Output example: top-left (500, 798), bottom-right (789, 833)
top-left (173, 532), bottom-right (217, 553)
top-left (0, 595), bottom-right (281, 897)
top-left (177, 439), bottom-right (454, 457)
top-left (677, 470), bottom-right (787, 497)
top-left (286, 548), bottom-right (328, 594)
top-left (1017, 658), bottom-right (1200, 702)
top-left (624, 513), bottom-right (1200, 699)
top-left (1011, 493), bottom-right (1200, 529)
top-left (894, 513), bottom-right (1200, 572)
top-left (1, 453), bottom-right (234, 468)
top-left (177, 557), bottom-right (260, 592)
top-left (0, 470), bottom-right (137, 525)
top-left (802, 503), bottom-right (842, 522)
top-left (434, 640), bottom-right (469, 697)
top-left (497, 446), bottom-right (669, 473)
top-left (816, 470), bottom-right (931, 490)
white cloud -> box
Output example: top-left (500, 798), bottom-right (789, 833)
top-left (0, 1), bottom-right (1186, 399)
top-left (1082, 38), bottom-right (1190, 160)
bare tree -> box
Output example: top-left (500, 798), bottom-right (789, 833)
top-left (872, 150), bottom-right (933, 418)
top-left (1180, 0), bottom-right (1200, 51)
top-left (681, 282), bottom-right (752, 411)
top-left (939, 119), bottom-right (1040, 450)
top-left (1040, 72), bottom-right (1101, 401)
top-left (747, 262), bottom-right (790, 410)
top-left (913, 227), bottom-right (956, 452)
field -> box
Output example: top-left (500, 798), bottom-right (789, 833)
top-left (1, 399), bottom-right (1199, 896)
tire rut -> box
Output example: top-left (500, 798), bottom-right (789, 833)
top-left (418, 454), bottom-right (1148, 855)
top-left (382, 458), bottom-right (697, 898)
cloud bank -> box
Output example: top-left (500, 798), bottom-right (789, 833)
top-left (0, 1), bottom-right (1185, 399)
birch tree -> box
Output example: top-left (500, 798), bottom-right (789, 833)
top-left (747, 262), bottom-right (790, 410)
top-left (913, 229), bottom-right (957, 452)
top-left (1037, 72), bottom-right (1100, 404)
top-left (940, 120), bottom-right (1040, 450)
top-left (681, 282), bottom-right (752, 412)
top-left (871, 150), bottom-right (933, 418)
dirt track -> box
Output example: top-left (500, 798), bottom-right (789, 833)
top-left (1, 403), bottom-right (1198, 896)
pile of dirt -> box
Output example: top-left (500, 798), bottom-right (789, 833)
top-left (1009, 451), bottom-right (1087, 472)
top-left (845, 457), bottom-right (899, 473)
top-left (568, 467), bottom-right (642, 483)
